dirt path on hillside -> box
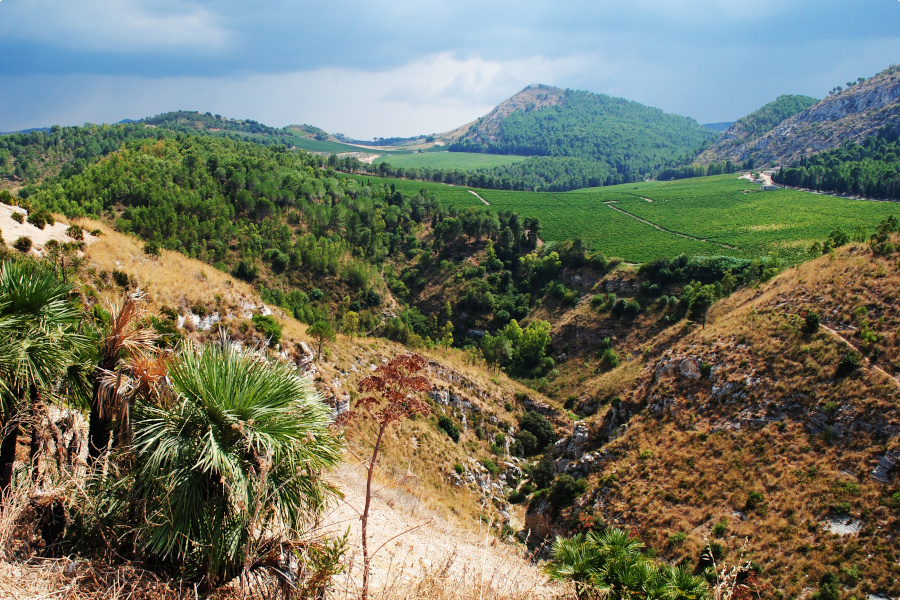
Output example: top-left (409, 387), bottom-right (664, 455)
top-left (321, 463), bottom-right (559, 598)
top-left (603, 202), bottom-right (739, 251)
top-left (469, 190), bottom-right (490, 206)
top-left (819, 324), bottom-right (900, 390)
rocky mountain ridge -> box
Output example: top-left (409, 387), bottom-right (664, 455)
top-left (699, 65), bottom-right (900, 166)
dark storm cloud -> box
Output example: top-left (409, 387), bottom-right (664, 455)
top-left (0, 0), bottom-right (898, 137)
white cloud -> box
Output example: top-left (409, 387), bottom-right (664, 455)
top-left (0, 0), bottom-right (228, 52)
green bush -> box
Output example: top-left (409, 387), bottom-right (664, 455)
top-left (711, 519), bottom-right (729, 537)
top-left (26, 209), bottom-right (54, 230)
top-left (251, 314), bottom-right (282, 347)
top-left (144, 240), bottom-right (160, 256)
top-left (112, 269), bottom-right (130, 289)
top-left (745, 491), bottom-right (765, 511)
top-left (836, 352), bottom-right (862, 377)
top-left (548, 474), bottom-right (587, 513)
top-left (528, 455), bottom-right (555, 490)
top-left (668, 532), bottom-right (687, 546)
top-left (437, 416), bottom-right (460, 442)
top-left (10, 212), bottom-right (24, 224)
top-left (66, 225), bottom-right (84, 241)
top-left (803, 310), bottom-right (820, 334)
top-left (601, 348), bottom-right (620, 370)
top-left (482, 459), bottom-right (499, 475)
top-left (519, 410), bottom-right (555, 452)
top-left (453, 463), bottom-right (464, 475)
top-left (12, 236), bottom-right (32, 253)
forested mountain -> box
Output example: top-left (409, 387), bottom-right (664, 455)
top-left (0, 122), bottom-right (158, 187)
top-left (773, 124), bottom-right (900, 199)
top-left (699, 65), bottom-right (900, 167)
top-left (447, 85), bottom-right (716, 186)
top-left (696, 94), bottom-right (818, 164)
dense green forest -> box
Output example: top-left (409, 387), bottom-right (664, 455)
top-left (1, 121), bottom-right (776, 383)
top-left (732, 94), bottom-right (819, 137)
top-left (773, 127), bottom-right (900, 199)
top-left (0, 122), bottom-right (158, 185)
top-left (448, 90), bottom-right (716, 183)
top-left (8, 127), bottom-right (579, 373)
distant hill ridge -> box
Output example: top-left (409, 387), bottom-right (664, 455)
top-left (700, 65), bottom-right (900, 166)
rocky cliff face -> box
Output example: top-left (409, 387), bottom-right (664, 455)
top-left (699, 65), bottom-right (900, 166)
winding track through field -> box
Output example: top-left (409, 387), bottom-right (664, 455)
top-left (469, 190), bottom-right (490, 205)
top-left (603, 201), bottom-right (739, 251)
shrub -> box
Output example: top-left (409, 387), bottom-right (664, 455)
top-left (112, 269), bottom-right (130, 288)
top-left (519, 410), bottom-right (555, 451)
top-left (67, 225), bottom-right (85, 241)
top-left (482, 459), bottom-right (499, 475)
top-left (745, 491), bottom-right (766, 511)
top-left (668, 532), bottom-right (687, 546)
top-left (712, 519), bottom-right (729, 537)
top-left (437, 416), bottom-right (460, 442)
top-left (26, 209), bottom-right (54, 230)
top-left (131, 341), bottom-right (342, 584)
top-left (453, 463), bottom-right (464, 475)
top-left (601, 348), bottom-right (620, 370)
top-left (251, 314), bottom-right (282, 347)
top-left (143, 240), bottom-right (160, 256)
top-left (232, 260), bottom-right (258, 282)
top-left (516, 429), bottom-right (539, 456)
top-left (507, 489), bottom-right (526, 504)
top-left (90, 229), bottom-right (102, 236)
top-left (10, 212), bottom-right (24, 224)
top-left (548, 474), bottom-right (587, 513)
top-left (836, 352), bottom-right (862, 377)
top-left (803, 310), bottom-right (820, 334)
top-left (12, 236), bottom-right (32, 253)
top-left (528, 455), bottom-right (555, 490)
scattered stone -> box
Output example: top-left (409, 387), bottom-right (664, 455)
top-left (823, 516), bottom-right (863, 536)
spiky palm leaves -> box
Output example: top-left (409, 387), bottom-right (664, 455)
top-left (0, 261), bottom-right (87, 491)
top-left (545, 528), bottom-right (709, 600)
top-left (131, 340), bottom-right (342, 584)
top-left (88, 292), bottom-right (157, 459)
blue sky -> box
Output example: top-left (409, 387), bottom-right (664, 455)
top-left (1, 0), bottom-right (898, 138)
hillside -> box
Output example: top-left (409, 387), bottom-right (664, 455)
top-left (697, 95), bottom-right (818, 164)
top-left (699, 65), bottom-right (900, 167)
top-left (447, 85), bottom-right (716, 187)
top-left (0, 207), bottom-right (571, 597)
top-left (529, 233), bottom-right (900, 598)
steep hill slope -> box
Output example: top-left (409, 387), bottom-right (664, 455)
top-left (699, 65), bottom-right (900, 167)
top-left (424, 85), bottom-right (718, 190)
top-left (451, 85), bottom-right (715, 167)
top-left (533, 235), bottom-right (900, 598)
top-left (697, 94), bottom-right (818, 164)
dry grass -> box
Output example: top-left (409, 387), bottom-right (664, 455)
top-left (562, 239), bottom-right (900, 598)
top-left (75, 218), bottom-right (263, 318)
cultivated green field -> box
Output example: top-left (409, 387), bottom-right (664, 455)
top-left (351, 174), bottom-right (900, 263)
top-left (373, 151), bottom-right (527, 170)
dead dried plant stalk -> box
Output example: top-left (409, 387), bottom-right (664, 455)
top-left (340, 354), bottom-right (431, 600)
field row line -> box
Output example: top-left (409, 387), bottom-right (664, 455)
top-left (602, 201), bottom-right (739, 251)
top-left (468, 190), bottom-right (490, 206)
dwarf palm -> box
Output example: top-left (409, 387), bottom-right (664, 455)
top-left (132, 340), bottom-right (343, 584)
top-left (545, 533), bottom-right (602, 598)
top-left (0, 260), bottom-right (87, 491)
top-left (665, 564), bottom-right (709, 600)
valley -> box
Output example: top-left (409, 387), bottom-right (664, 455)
top-left (1, 58), bottom-right (900, 600)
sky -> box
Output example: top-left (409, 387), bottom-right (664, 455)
top-left (1, 0), bottom-right (899, 139)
